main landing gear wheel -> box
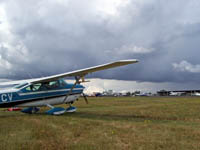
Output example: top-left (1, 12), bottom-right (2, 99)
top-left (21, 107), bottom-right (40, 114)
top-left (66, 106), bottom-right (77, 113)
top-left (46, 104), bottom-right (66, 115)
top-left (46, 107), bottom-right (66, 115)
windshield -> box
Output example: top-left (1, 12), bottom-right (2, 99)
top-left (14, 83), bottom-right (29, 89)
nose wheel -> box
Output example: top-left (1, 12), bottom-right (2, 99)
top-left (66, 103), bottom-right (77, 113)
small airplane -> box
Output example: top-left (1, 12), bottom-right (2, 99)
top-left (0, 59), bottom-right (138, 115)
top-left (135, 93), bottom-right (149, 96)
top-left (192, 92), bottom-right (200, 96)
top-left (169, 92), bottom-right (179, 96)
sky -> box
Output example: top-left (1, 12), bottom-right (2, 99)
top-left (0, 0), bottom-right (200, 93)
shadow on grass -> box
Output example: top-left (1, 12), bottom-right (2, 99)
top-left (65, 111), bottom-right (186, 122)
top-left (0, 110), bottom-right (187, 123)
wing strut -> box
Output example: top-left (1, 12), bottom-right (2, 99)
top-left (62, 76), bottom-right (81, 103)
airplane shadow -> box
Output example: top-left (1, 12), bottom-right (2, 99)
top-left (0, 110), bottom-right (184, 122)
top-left (65, 112), bottom-right (183, 122)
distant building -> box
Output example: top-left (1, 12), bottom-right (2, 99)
top-left (157, 90), bottom-right (170, 96)
top-left (157, 90), bottom-right (200, 96)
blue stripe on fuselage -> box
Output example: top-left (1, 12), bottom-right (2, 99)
top-left (0, 84), bottom-right (84, 104)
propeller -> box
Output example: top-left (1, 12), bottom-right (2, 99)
top-left (82, 93), bottom-right (88, 104)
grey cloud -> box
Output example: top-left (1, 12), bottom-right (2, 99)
top-left (0, 0), bottom-right (200, 84)
top-left (173, 61), bottom-right (200, 73)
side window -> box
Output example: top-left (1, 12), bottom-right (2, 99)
top-left (59, 79), bottom-right (66, 87)
top-left (23, 80), bottom-right (63, 92)
top-left (24, 83), bottom-right (42, 92)
top-left (48, 81), bottom-right (59, 89)
top-left (39, 80), bottom-right (60, 90)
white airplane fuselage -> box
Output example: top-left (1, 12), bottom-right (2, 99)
top-left (0, 79), bottom-right (84, 108)
top-left (17, 94), bottom-right (81, 107)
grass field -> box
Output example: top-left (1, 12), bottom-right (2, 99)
top-left (1, 97), bottom-right (200, 150)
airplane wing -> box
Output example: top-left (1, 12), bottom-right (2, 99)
top-left (0, 59), bottom-right (138, 85)
top-left (31, 59), bottom-right (138, 84)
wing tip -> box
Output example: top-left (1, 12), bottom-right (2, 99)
top-left (118, 59), bottom-right (139, 63)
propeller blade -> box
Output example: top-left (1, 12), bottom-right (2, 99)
top-left (82, 93), bottom-right (88, 104)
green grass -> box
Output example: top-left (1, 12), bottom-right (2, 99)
top-left (1, 97), bottom-right (200, 150)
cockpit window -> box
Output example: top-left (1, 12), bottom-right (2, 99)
top-left (40, 81), bottom-right (59, 90)
top-left (59, 79), bottom-right (67, 87)
top-left (32, 83), bottom-right (42, 91)
top-left (25, 86), bottom-right (31, 92)
top-left (49, 81), bottom-right (59, 88)
top-left (25, 83), bottom-right (42, 92)
top-left (23, 79), bottom-right (66, 92)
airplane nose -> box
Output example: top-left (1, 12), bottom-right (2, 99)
top-left (80, 84), bottom-right (85, 89)
top-left (76, 84), bottom-right (85, 89)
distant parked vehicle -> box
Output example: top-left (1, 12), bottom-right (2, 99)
top-left (95, 93), bottom-right (102, 97)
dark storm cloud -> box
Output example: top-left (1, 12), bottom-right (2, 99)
top-left (0, 0), bottom-right (200, 83)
